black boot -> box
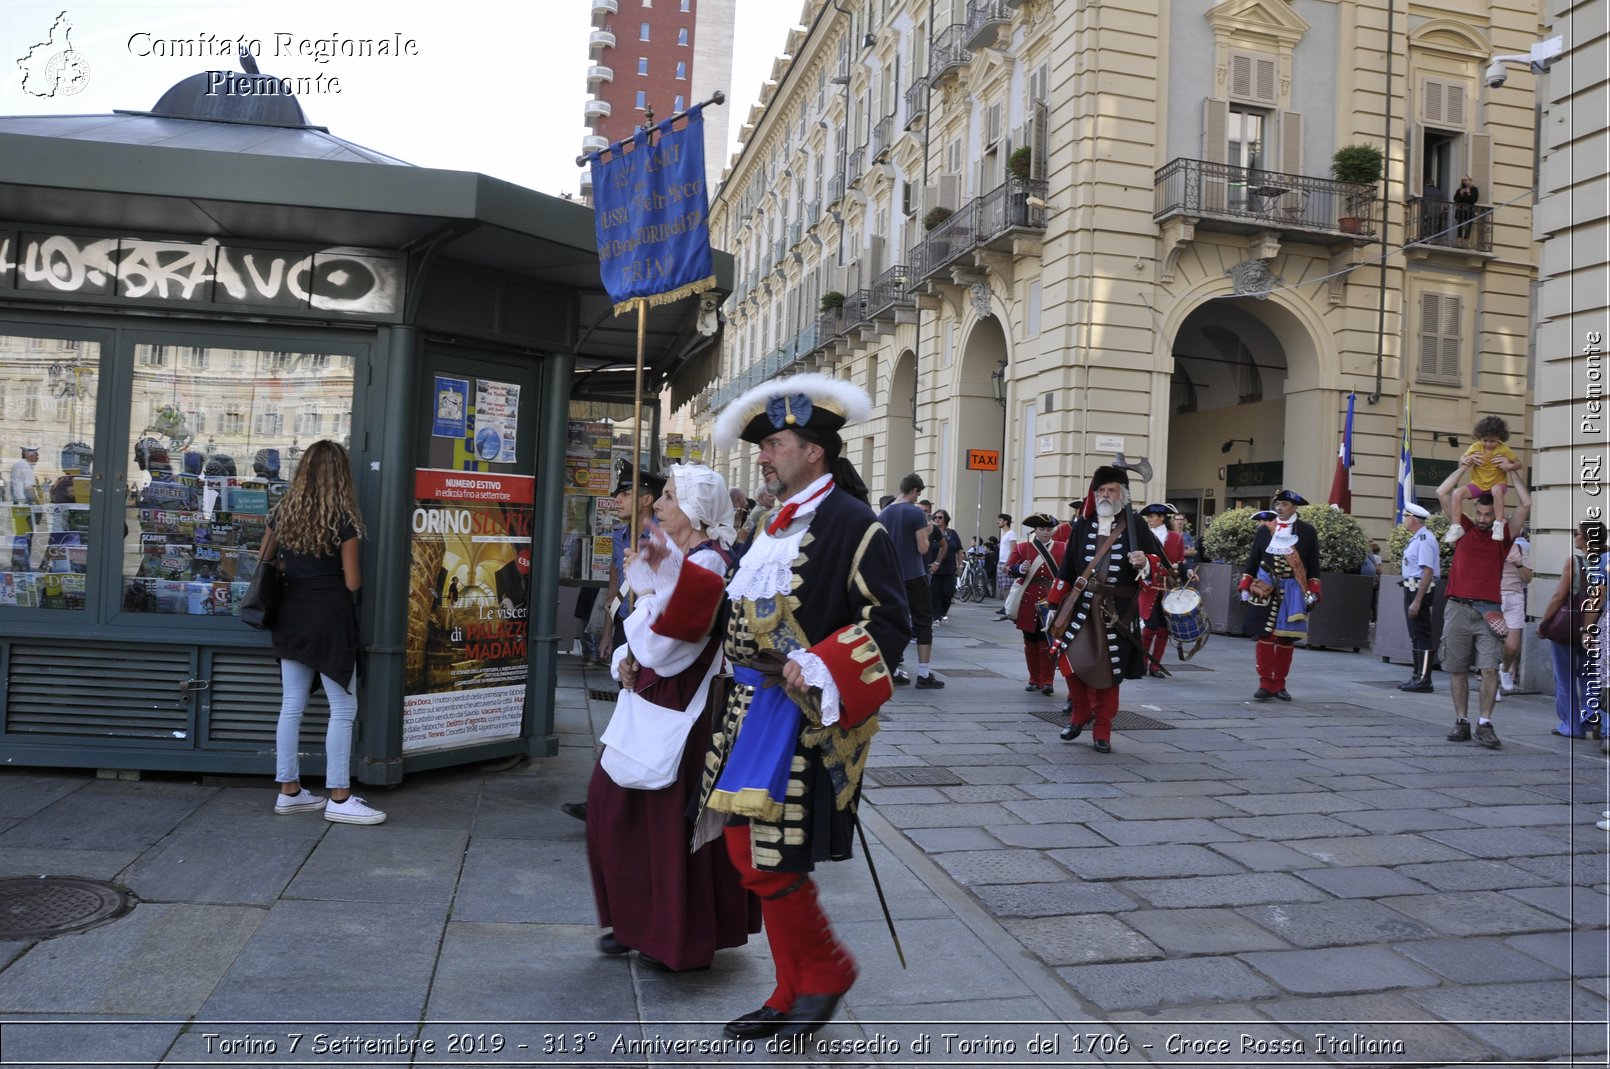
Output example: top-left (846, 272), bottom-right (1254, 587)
top-left (1400, 650), bottom-right (1433, 693)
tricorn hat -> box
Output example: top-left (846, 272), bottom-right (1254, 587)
top-left (1274, 488), bottom-right (1307, 506)
top-left (1252, 510), bottom-right (1277, 521)
top-left (1139, 502), bottom-right (1178, 517)
top-left (1024, 512), bottom-right (1058, 529)
top-left (612, 458), bottom-right (667, 498)
top-left (714, 373), bottom-right (872, 449)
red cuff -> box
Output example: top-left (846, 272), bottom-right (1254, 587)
top-left (808, 624), bottom-right (893, 729)
top-left (1046, 578), bottom-right (1069, 607)
top-left (1238, 575), bottom-right (1252, 592)
top-left (1308, 578), bottom-right (1322, 596)
top-left (648, 560), bottom-right (726, 643)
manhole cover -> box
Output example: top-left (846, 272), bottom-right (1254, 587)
top-left (588, 688), bottom-right (620, 702)
top-left (865, 767), bottom-right (965, 787)
top-left (1023, 706), bottom-right (1176, 730)
top-left (0, 876), bottom-right (134, 939)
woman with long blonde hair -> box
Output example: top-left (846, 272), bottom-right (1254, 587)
top-left (260, 440), bottom-right (383, 824)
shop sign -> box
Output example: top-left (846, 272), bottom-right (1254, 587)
top-left (0, 230), bottom-right (401, 315)
top-left (402, 468), bottom-right (534, 754)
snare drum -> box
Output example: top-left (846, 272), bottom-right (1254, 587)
top-left (1161, 587), bottom-right (1210, 650)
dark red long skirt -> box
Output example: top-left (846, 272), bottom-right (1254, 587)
top-left (585, 701), bottom-right (761, 971)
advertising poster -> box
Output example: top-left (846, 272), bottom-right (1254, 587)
top-left (666, 432), bottom-right (684, 460)
top-left (560, 418), bottom-right (618, 580)
top-left (473, 379), bottom-right (520, 463)
top-left (432, 376), bottom-right (469, 438)
top-left (402, 468), bottom-right (534, 754)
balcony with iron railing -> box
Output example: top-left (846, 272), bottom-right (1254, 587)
top-left (772, 236), bottom-right (787, 265)
top-left (910, 176), bottom-right (1048, 285)
top-left (846, 147), bottom-right (866, 186)
top-left (788, 221), bottom-right (803, 248)
top-left (870, 115), bottom-right (894, 161)
top-left (842, 289), bottom-right (871, 328)
top-left (964, 0), bottom-right (1011, 49)
top-left (1153, 158), bottom-right (1379, 243)
top-left (905, 78), bottom-right (929, 129)
top-left (1405, 196), bottom-right (1493, 254)
top-left (827, 174), bottom-right (846, 205)
top-left (866, 264), bottom-right (914, 320)
top-left (805, 198), bottom-right (821, 226)
top-left (931, 24), bottom-right (974, 81)
top-left (814, 307), bottom-right (847, 351)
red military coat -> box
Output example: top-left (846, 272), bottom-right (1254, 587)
top-left (1007, 536), bottom-right (1066, 632)
top-left (1136, 527), bottom-right (1186, 622)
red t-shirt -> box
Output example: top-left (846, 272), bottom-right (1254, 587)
top-left (1446, 529), bottom-right (1512, 602)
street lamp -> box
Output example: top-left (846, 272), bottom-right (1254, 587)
top-left (1484, 35), bottom-right (1562, 88)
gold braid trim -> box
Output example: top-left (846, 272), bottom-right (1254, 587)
top-left (612, 275), bottom-right (717, 319)
top-left (801, 715), bottom-right (880, 810)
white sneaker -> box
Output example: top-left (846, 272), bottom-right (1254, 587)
top-left (325, 795), bottom-right (387, 825)
top-left (1599, 818), bottom-right (1610, 832)
top-left (1443, 524), bottom-right (1464, 544)
top-left (1499, 670), bottom-right (1516, 693)
top-left (1492, 518), bottom-right (1506, 541)
top-left (1493, 687), bottom-right (1503, 702)
top-left (274, 788), bottom-right (326, 814)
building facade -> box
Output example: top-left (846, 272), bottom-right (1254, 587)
top-left (700, 0), bottom-right (1545, 549)
top-left (582, 0), bottom-right (736, 201)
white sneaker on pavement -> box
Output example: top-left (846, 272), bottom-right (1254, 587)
top-left (274, 788), bottom-right (326, 814)
top-left (325, 795), bottom-right (387, 825)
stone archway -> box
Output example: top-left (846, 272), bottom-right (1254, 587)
top-left (886, 348), bottom-right (916, 501)
top-left (955, 315), bottom-right (1008, 543)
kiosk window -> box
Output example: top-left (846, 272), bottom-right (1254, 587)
top-left (0, 335), bottom-right (99, 610)
top-left (121, 343), bottom-right (354, 616)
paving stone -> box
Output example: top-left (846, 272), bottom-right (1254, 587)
top-left (1255, 992), bottom-right (1507, 1064)
top-left (1240, 944), bottom-right (1441, 995)
top-left (902, 827), bottom-right (1001, 853)
top-left (1393, 938), bottom-right (1569, 983)
top-left (1504, 930), bottom-right (1610, 978)
top-left (1239, 899), bottom-right (1436, 948)
top-left (1001, 914), bottom-right (1163, 967)
top-left (1404, 981), bottom-right (1609, 1060)
top-left (939, 784), bottom-right (1028, 804)
top-left (0, 1019), bottom-right (181, 1068)
top-left (895, 742), bottom-right (1018, 756)
top-left (954, 765), bottom-right (1046, 785)
top-left (1050, 844), bottom-right (1245, 881)
top-left (1503, 884), bottom-right (1610, 924)
top-left (1029, 764), bottom-right (1146, 783)
top-left (872, 802), bottom-right (1022, 829)
top-left (1120, 908), bottom-right (1290, 955)
top-left (424, 921), bottom-right (641, 1022)
top-left (1087, 795), bottom-right (1243, 820)
top-left (1055, 956), bottom-right (1277, 1011)
top-left (1299, 775), bottom-right (1397, 791)
top-left (1208, 840), bottom-right (1324, 872)
top-left (864, 786), bottom-right (953, 805)
top-left (932, 849), bottom-right (1071, 886)
top-left (1332, 807), bottom-right (1481, 834)
top-left (836, 916), bottom-right (1036, 1008)
top-left (1432, 783), bottom-right (1561, 805)
top-left (988, 824), bottom-right (1109, 849)
top-left (1393, 858), bottom-right (1556, 892)
top-left (451, 835), bottom-right (597, 924)
top-left (1000, 798), bottom-right (1107, 824)
top-left (972, 881), bottom-right (1139, 918)
top-left (1287, 833), bottom-right (1470, 866)
top-left (1293, 865), bottom-right (1436, 898)
top-left (1218, 792), bottom-right (1372, 816)
top-left (1377, 890), bottom-right (1567, 937)
top-left (1215, 814), bottom-right (1366, 840)
top-left (1308, 756), bottom-right (1425, 774)
top-left (0, 848), bottom-right (143, 881)
top-left (1018, 782), bottom-right (1129, 799)
top-left (1508, 852), bottom-right (1610, 887)
top-left (121, 826), bottom-right (318, 907)
top-left (1089, 819), bottom-right (1244, 847)
top-left (0, 780), bottom-right (214, 852)
top-left (0, 773), bottom-right (89, 819)
top-left (1107, 779), bottom-right (1244, 797)
top-left (1107, 1005), bottom-right (1312, 1066)
top-left (1135, 762), bottom-right (1251, 782)
top-left (284, 826), bottom-right (468, 906)
top-left (1121, 872), bottom-right (1328, 909)
top-left (1451, 803), bottom-right (1579, 827)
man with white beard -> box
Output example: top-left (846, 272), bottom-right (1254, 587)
top-left (1044, 466), bottom-right (1165, 753)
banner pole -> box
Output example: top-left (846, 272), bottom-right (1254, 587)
top-left (631, 296), bottom-right (647, 538)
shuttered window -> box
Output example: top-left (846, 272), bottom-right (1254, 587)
top-left (1420, 77), bottom-right (1468, 128)
top-left (1228, 49), bottom-right (1278, 104)
top-left (1417, 292), bottom-right (1463, 384)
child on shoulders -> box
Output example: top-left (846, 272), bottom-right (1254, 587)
top-left (1444, 415), bottom-right (1521, 544)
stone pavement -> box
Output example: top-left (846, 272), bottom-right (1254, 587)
top-left (0, 596), bottom-right (1605, 1067)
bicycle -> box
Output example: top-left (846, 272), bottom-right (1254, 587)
top-left (957, 554), bottom-right (993, 602)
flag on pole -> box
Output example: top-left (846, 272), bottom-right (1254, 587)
top-left (1395, 390), bottom-right (1415, 524)
top-left (1328, 391), bottom-right (1355, 512)
top-left (588, 106), bottom-right (717, 316)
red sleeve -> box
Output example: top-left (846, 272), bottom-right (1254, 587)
top-left (647, 559), bottom-right (726, 643)
top-left (809, 624), bottom-right (893, 729)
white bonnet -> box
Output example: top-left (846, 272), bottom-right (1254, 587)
top-left (669, 463), bottom-right (737, 548)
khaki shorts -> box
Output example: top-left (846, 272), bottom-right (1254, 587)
top-left (1439, 598), bottom-right (1502, 673)
top-left (1501, 591), bottom-right (1526, 630)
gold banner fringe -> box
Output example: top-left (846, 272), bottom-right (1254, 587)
top-left (613, 275), bottom-right (717, 319)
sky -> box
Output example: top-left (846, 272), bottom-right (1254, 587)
top-left (1, 1), bottom-right (804, 199)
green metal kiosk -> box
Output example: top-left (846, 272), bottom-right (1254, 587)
top-left (0, 75), bottom-right (726, 784)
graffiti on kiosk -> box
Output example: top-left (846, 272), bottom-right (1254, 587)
top-left (0, 232), bottom-right (400, 314)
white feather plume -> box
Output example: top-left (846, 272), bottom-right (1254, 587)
top-left (713, 373), bottom-right (873, 449)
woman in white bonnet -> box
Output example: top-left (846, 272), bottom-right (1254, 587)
top-left (581, 461), bottom-right (759, 971)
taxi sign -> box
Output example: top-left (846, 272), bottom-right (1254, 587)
top-left (966, 449), bottom-right (1000, 471)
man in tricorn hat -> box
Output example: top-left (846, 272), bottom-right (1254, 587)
top-left (701, 373), bottom-right (911, 1040)
top-left (1137, 502), bottom-right (1187, 677)
top-left (1397, 502), bottom-right (1440, 693)
top-left (1044, 465), bottom-right (1166, 752)
top-left (1238, 489), bottom-right (1322, 701)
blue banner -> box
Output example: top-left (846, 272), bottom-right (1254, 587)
top-left (589, 106), bottom-right (715, 316)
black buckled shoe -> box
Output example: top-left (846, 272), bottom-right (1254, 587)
top-left (1060, 721), bottom-right (1082, 742)
top-left (1253, 688), bottom-right (1272, 701)
top-left (1093, 739), bottom-right (1112, 754)
top-left (1273, 689), bottom-right (1292, 702)
top-left (777, 993), bottom-right (844, 1038)
top-left (1040, 684), bottom-right (1055, 695)
top-left (561, 801), bottom-right (588, 822)
top-left (723, 1006), bottom-right (787, 1040)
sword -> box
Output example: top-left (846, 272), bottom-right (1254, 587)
top-left (854, 815), bottom-right (907, 969)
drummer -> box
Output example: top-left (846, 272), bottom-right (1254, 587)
top-left (1137, 503), bottom-right (1188, 677)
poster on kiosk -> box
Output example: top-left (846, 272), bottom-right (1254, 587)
top-left (402, 467), bottom-right (533, 753)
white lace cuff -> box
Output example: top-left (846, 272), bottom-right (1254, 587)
top-left (788, 650), bottom-right (840, 726)
top-left (623, 538), bottom-right (682, 599)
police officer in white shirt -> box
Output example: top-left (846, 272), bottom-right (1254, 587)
top-left (1398, 502), bottom-right (1441, 692)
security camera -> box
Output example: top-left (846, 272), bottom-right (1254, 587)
top-left (1485, 61), bottom-right (1508, 89)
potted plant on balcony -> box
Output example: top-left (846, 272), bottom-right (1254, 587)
top-left (1332, 144), bottom-right (1383, 234)
top-left (819, 291), bottom-right (845, 311)
top-left (923, 206), bottom-right (954, 231)
top-left (1008, 146), bottom-right (1033, 181)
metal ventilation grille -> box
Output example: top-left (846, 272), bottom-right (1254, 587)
top-left (205, 650), bottom-right (328, 746)
top-left (5, 643), bottom-right (191, 739)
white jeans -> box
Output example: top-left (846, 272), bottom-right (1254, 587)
top-left (274, 659), bottom-right (358, 789)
